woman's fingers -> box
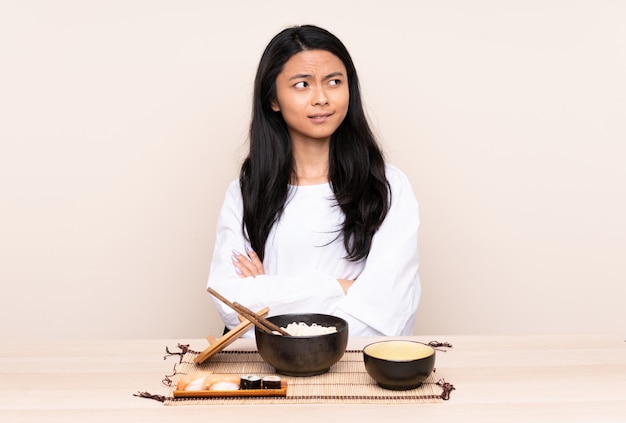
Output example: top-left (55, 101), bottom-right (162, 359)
top-left (231, 250), bottom-right (252, 277)
top-left (245, 247), bottom-right (265, 274)
top-left (231, 248), bottom-right (265, 278)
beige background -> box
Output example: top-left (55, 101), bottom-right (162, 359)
top-left (1, 1), bottom-right (624, 340)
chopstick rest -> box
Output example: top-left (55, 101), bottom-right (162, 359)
top-left (194, 306), bottom-right (270, 364)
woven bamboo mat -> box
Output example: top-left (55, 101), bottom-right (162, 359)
top-left (162, 349), bottom-right (453, 405)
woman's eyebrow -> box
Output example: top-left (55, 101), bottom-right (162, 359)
top-left (287, 71), bottom-right (345, 81)
top-left (288, 73), bottom-right (313, 81)
top-left (323, 72), bottom-right (345, 80)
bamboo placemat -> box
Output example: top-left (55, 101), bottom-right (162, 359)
top-left (160, 349), bottom-right (454, 405)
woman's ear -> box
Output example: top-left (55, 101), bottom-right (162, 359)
top-left (270, 100), bottom-right (280, 112)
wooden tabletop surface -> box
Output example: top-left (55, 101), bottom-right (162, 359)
top-left (1, 334), bottom-right (624, 422)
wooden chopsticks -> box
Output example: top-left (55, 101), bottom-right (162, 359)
top-left (208, 287), bottom-right (290, 336)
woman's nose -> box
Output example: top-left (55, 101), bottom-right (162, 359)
top-left (312, 88), bottom-right (329, 106)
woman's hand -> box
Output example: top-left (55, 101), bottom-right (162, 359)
top-left (231, 248), bottom-right (265, 278)
top-left (337, 279), bottom-right (354, 294)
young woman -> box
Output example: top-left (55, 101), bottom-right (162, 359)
top-left (207, 25), bottom-right (421, 337)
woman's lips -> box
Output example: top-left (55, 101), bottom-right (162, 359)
top-left (308, 112), bottom-right (333, 123)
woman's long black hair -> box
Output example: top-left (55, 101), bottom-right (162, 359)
top-left (240, 25), bottom-right (390, 262)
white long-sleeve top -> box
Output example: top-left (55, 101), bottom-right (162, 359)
top-left (206, 164), bottom-right (421, 337)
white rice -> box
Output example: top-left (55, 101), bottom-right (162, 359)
top-left (281, 322), bottom-right (337, 336)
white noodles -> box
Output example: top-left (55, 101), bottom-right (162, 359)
top-left (281, 322), bottom-right (337, 336)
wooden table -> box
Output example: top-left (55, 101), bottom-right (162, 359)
top-left (1, 335), bottom-right (624, 422)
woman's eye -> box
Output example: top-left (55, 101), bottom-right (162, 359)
top-left (294, 81), bottom-right (308, 88)
top-left (328, 79), bottom-right (342, 86)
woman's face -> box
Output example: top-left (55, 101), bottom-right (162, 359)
top-left (271, 49), bottom-right (349, 146)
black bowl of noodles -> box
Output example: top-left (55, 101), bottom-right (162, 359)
top-left (254, 313), bottom-right (349, 376)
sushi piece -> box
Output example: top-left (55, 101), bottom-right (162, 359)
top-left (262, 375), bottom-right (282, 389)
top-left (177, 372), bottom-right (240, 391)
top-left (240, 374), bottom-right (262, 390)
